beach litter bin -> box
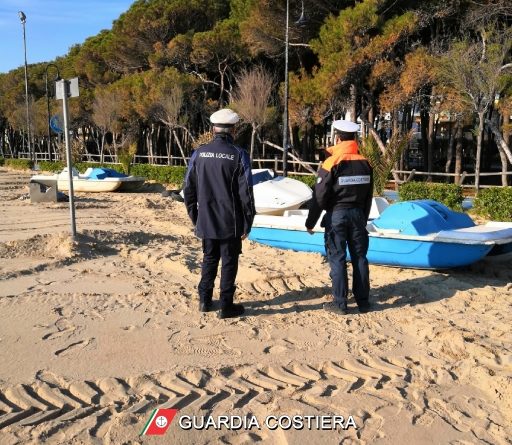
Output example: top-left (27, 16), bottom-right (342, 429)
top-left (29, 179), bottom-right (58, 203)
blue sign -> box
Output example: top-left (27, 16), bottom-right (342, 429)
top-left (50, 115), bottom-right (63, 134)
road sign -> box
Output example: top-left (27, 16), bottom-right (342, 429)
top-left (50, 115), bottom-right (63, 134)
top-left (55, 77), bottom-right (80, 239)
top-left (55, 78), bottom-right (80, 99)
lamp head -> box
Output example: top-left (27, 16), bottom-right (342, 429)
top-left (295, 12), bottom-right (308, 27)
top-left (18, 11), bottom-right (26, 24)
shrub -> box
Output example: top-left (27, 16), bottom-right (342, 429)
top-left (56, 140), bottom-right (85, 164)
top-left (5, 158), bottom-right (33, 170)
top-left (289, 174), bottom-right (316, 188)
top-left (74, 162), bottom-right (123, 173)
top-left (2, 158), bottom-right (189, 188)
top-left (398, 181), bottom-right (464, 210)
top-left (118, 143), bottom-right (137, 175)
top-left (130, 164), bottom-right (187, 187)
top-left (38, 161), bottom-right (65, 172)
top-left (0, 157), bottom-right (4, 166)
top-left (359, 132), bottom-right (410, 196)
top-left (473, 187), bottom-right (512, 221)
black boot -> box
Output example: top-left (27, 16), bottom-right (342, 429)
top-left (199, 301), bottom-right (213, 312)
top-left (323, 301), bottom-right (348, 315)
top-left (218, 303), bottom-right (245, 319)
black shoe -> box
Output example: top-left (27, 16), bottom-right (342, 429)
top-left (323, 301), bottom-right (347, 315)
top-left (358, 304), bottom-right (372, 314)
top-left (199, 301), bottom-right (213, 312)
top-left (219, 303), bottom-right (245, 319)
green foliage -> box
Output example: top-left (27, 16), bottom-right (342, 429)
top-left (1, 0), bottom-right (511, 180)
top-left (5, 159), bottom-right (33, 170)
top-left (118, 143), bottom-right (137, 175)
top-left (359, 133), bottom-right (409, 196)
top-left (33, 161), bottom-right (122, 173)
top-left (191, 19), bottom-right (247, 69)
top-left (0, 157), bottom-right (4, 166)
top-left (229, 0), bottom-right (254, 21)
top-left (38, 161), bottom-right (66, 172)
top-left (75, 162), bottom-right (123, 173)
top-left (474, 187), bottom-right (512, 221)
top-left (1, 159), bottom-right (187, 187)
top-left (289, 174), bottom-right (316, 188)
top-left (398, 182), bottom-right (464, 211)
top-left (130, 164), bottom-right (187, 187)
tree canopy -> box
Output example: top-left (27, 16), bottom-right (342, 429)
top-left (1, 0), bottom-right (511, 186)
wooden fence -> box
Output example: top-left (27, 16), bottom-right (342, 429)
top-left (10, 150), bottom-right (512, 188)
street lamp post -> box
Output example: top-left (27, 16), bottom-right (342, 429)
top-left (45, 64), bottom-right (61, 162)
top-left (282, 0), bottom-right (307, 177)
top-left (18, 11), bottom-right (32, 162)
top-left (282, 0), bottom-right (290, 176)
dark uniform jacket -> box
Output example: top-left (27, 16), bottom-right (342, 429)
top-left (305, 140), bottom-right (373, 229)
top-left (183, 133), bottom-right (256, 239)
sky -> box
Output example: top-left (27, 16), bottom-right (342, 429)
top-left (0, 0), bottom-right (134, 74)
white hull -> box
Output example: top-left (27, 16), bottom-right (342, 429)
top-left (57, 178), bottom-right (122, 192)
top-left (253, 176), bottom-right (313, 216)
top-left (31, 171), bottom-right (123, 193)
top-left (253, 197), bottom-right (390, 229)
top-left (255, 202), bottom-right (305, 216)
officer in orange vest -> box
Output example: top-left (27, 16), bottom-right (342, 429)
top-left (305, 120), bottom-right (373, 315)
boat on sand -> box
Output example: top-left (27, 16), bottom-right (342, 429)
top-left (252, 169), bottom-right (312, 215)
top-left (249, 200), bottom-right (512, 269)
top-left (31, 167), bottom-right (145, 193)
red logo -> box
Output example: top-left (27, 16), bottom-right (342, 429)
top-left (140, 408), bottom-right (178, 436)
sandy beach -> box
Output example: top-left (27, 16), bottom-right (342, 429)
top-left (0, 167), bottom-right (511, 444)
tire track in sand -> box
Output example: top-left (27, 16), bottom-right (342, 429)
top-left (1, 357), bottom-right (510, 444)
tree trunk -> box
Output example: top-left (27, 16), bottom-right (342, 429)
top-left (149, 124), bottom-right (155, 164)
top-left (391, 110), bottom-right (400, 183)
top-left (301, 124), bottom-right (308, 162)
top-left (454, 118), bottom-right (463, 185)
top-left (0, 128), bottom-right (5, 157)
top-left (218, 62), bottom-right (226, 108)
top-left (172, 129), bottom-right (188, 166)
top-left (112, 132), bottom-right (118, 161)
top-left (367, 105), bottom-right (375, 139)
top-left (502, 114), bottom-right (511, 186)
top-left (349, 84), bottom-right (357, 122)
top-left (81, 126), bottom-right (91, 161)
top-left (169, 131), bottom-right (172, 165)
top-left (420, 110), bottom-right (429, 172)
top-left (146, 130), bottom-right (152, 165)
top-left (484, 118), bottom-right (512, 165)
top-left (475, 111), bottom-right (485, 191)
top-left (497, 145), bottom-right (509, 186)
top-left (445, 119), bottom-right (457, 177)
top-left (250, 125), bottom-right (256, 161)
top-left (100, 132), bottom-right (106, 164)
top-left (427, 111), bottom-right (435, 181)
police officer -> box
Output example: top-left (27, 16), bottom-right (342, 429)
top-left (305, 120), bottom-right (373, 315)
top-left (183, 109), bottom-right (256, 319)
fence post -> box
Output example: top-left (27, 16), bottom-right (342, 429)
top-left (405, 169), bottom-right (416, 183)
top-left (460, 171), bottom-right (467, 185)
top-left (274, 155), bottom-right (279, 174)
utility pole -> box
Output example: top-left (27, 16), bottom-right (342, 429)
top-left (18, 11), bottom-right (32, 161)
top-left (56, 78), bottom-right (80, 239)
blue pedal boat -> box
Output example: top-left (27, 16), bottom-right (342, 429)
top-left (249, 200), bottom-right (512, 269)
top-left (84, 167), bottom-right (145, 192)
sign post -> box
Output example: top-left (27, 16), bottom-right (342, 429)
top-left (56, 78), bottom-right (79, 239)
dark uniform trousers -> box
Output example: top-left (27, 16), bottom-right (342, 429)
top-left (198, 238), bottom-right (242, 308)
top-left (323, 208), bottom-right (370, 310)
